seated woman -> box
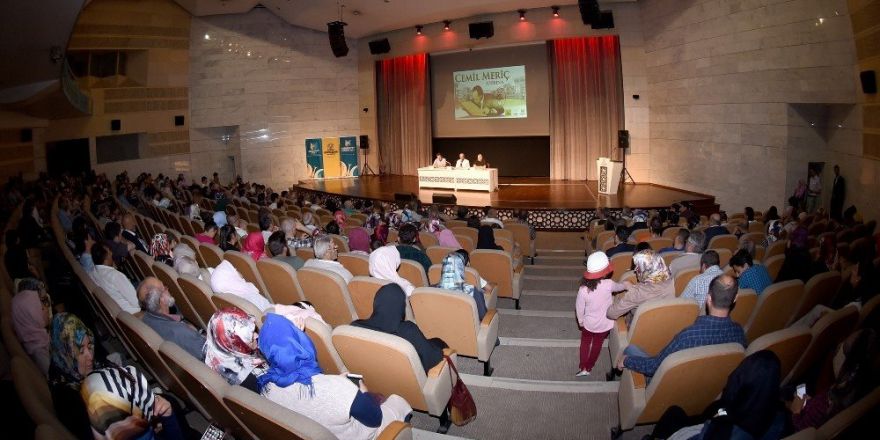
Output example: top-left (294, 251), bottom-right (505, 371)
top-left (606, 250), bottom-right (675, 322)
top-left (210, 260), bottom-right (273, 312)
top-left (353, 284), bottom-right (447, 372)
top-left (242, 230), bottom-right (266, 261)
top-left (369, 246), bottom-right (416, 296)
top-left (473, 153), bottom-right (487, 168)
top-left (218, 224), bottom-right (241, 252)
top-left (205, 307), bottom-right (264, 392)
top-left (259, 313), bottom-right (412, 440)
top-left (150, 232), bottom-right (175, 266)
top-left (436, 252), bottom-right (488, 320)
top-left (476, 225), bottom-right (502, 250)
top-left (429, 219), bottom-right (462, 249)
top-left (12, 278), bottom-right (51, 376)
top-left (348, 227), bottom-right (372, 255)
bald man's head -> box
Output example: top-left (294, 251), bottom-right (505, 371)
top-left (137, 276), bottom-right (173, 313)
top-left (708, 274), bottom-right (738, 312)
top-left (122, 213), bottom-right (137, 231)
top-left (710, 213), bottom-right (722, 226)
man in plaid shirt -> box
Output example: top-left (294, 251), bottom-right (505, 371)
top-left (680, 250), bottom-right (723, 313)
top-left (617, 274), bottom-right (746, 377)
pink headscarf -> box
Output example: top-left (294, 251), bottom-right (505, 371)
top-left (334, 210), bottom-right (347, 229)
top-left (242, 231), bottom-right (265, 261)
top-left (436, 229), bottom-right (462, 249)
top-left (348, 227), bottom-right (371, 254)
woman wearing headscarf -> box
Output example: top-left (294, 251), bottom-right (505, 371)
top-left (371, 223), bottom-right (389, 249)
top-left (334, 210), bottom-right (347, 230)
top-left (11, 278), bottom-right (52, 376)
top-left (150, 232), bottom-right (175, 266)
top-left (606, 250), bottom-right (675, 322)
top-left (353, 284), bottom-right (447, 372)
top-left (204, 307), bottom-right (264, 392)
top-left (242, 230), bottom-right (265, 261)
top-left (48, 313), bottom-right (101, 439)
top-left (210, 260), bottom-right (273, 312)
top-left (348, 227), bottom-right (372, 255)
top-left (369, 245), bottom-right (415, 296)
top-left (476, 225), bottom-right (502, 250)
top-left (259, 313), bottom-right (412, 440)
top-left (430, 219), bottom-right (462, 249)
top-left (436, 252), bottom-right (487, 320)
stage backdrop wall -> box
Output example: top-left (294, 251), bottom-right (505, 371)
top-left (432, 137), bottom-right (550, 177)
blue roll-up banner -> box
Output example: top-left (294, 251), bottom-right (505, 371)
top-left (305, 138), bottom-right (324, 179)
top-left (339, 136), bottom-right (359, 177)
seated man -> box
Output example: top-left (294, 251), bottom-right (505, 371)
top-left (432, 153), bottom-right (448, 167)
top-left (703, 213), bottom-right (729, 246)
top-left (121, 213), bottom-right (148, 254)
top-left (455, 153), bottom-right (470, 169)
top-left (196, 220), bottom-right (218, 244)
top-left (480, 207), bottom-right (504, 229)
top-left (658, 228), bottom-right (689, 254)
top-left (606, 225), bottom-right (636, 258)
top-left (730, 249), bottom-right (772, 294)
top-left (681, 250), bottom-right (724, 313)
top-left (395, 223), bottom-right (432, 275)
top-left (137, 277), bottom-right (206, 360)
top-left (617, 274), bottom-right (747, 378)
top-left (104, 221), bottom-right (135, 264)
top-left (267, 231), bottom-right (305, 270)
top-left (668, 230), bottom-right (705, 276)
top-left (303, 236), bottom-right (353, 283)
top-left (82, 241), bottom-right (140, 314)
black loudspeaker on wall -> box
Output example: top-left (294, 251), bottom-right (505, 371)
top-left (20, 128), bottom-right (33, 143)
top-left (327, 21), bottom-right (349, 58)
top-left (618, 130), bottom-right (630, 149)
top-left (432, 193), bottom-right (457, 205)
top-left (111, 119), bottom-right (121, 131)
top-left (368, 38), bottom-right (391, 55)
top-left (578, 0), bottom-right (614, 29)
top-left (174, 115), bottom-right (185, 126)
top-left (469, 21), bottom-right (494, 39)
top-left (359, 135), bottom-right (369, 150)
top-left (861, 70), bottom-right (877, 94)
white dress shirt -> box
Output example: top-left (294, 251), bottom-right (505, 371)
top-left (303, 259), bottom-right (354, 284)
top-left (433, 158), bottom-right (448, 167)
top-left (92, 265), bottom-right (141, 314)
top-left (456, 159), bottom-right (471, 169)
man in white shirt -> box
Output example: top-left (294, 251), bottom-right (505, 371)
top-left (455, 153), bottom-right (470, 169)
top-left (668, 230), bottom-right (705, 277)
top-left (432, 153), bottom-right (448, 168)
top-left (84, 241), bottom-right (141, 314)
top-left (806, 168), bottom-right (822, 213)
top-left (303, 236), bottom-right (353, 284)
top-left (481, 207), bottom-right (504, 229)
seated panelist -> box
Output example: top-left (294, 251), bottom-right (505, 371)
top-left (455, 153), bottom-right (470, 169)
top-left (432, 153), bottom-right (448, 168)
top-left (473, 153), bottom-right (488, 168)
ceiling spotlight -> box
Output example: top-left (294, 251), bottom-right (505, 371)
top-left (552, 6), bottom-right (560, 17)
top-left (204, 33), bottom-right (211, 40)
top-left (416, 25), bottom-right (423, 35)
top-left (518, 9), bottom-right (527, 21)
top-left (443, 20), bottom-right (451, 30)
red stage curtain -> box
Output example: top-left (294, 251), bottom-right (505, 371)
top-left (377, 54), bottom-right (432, 175)
top-left (548, 36), bottom-right (623, 180)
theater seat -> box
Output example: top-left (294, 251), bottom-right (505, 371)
top-left (708, 234), bottom-right (739, 252)
top-left (426, 246), bottom-right (459, 265)
top-left (223, 251), bottom-right (270, 299)
top-left (256, 258), bottom-right (306, 305)
top-left (617, 343), bottom-right (745, 431)
top-left (715, 248), bottom-right (732, 268)
top-left (419, 231), bottom-right (439, 248)
top-left (296, 247), bottom-right (315, 261)
top-left (211, 293), bottom-right (269, 326)
top-left (329, 234), bottom-right (350, 253)
top-left (764, 254), bottom-right (786, 280)
top-left (304, 317), bottom-right (347, 375)
top-left (297, 267), bottom-right (358, 327)
top-left (646, 238), bottom-right (673, 251)
top-left (332, 325), bottom-right (456, 421)
top-left (765, 240), bottom-right (787, 261)
top-left (730, 289), bottom-right (758, 326)
top-left (152, 261), bottom-right (204, 329)
top-left (34, 424), bottom-right (76, 440)
top-left (338, 252), bottom-right (371, 277)
top-left (398, 259), bottom-right (428, 288)
top-left (427, 264), bottom-right (497, 310)
top-left (673, 267), bottom-right (700, 297)
top-left (223, 385), bottom-right (339, 440)
top-left (116, 312), bottom-right (186, 397)
top-left (816, 386), bottom-right (880, 439)
top-left (745, 326), bottom-right (812, 381)
top-left (199, 243), bottom-right (225, 268)
top-left (609, 298), bottom-right (699, 363)
top-left (347, 276), bottom-right (391, 319)
top-left (177, 274), bottom-right (218, 326)
top-left (787, 271), bottom-right (842, 327)
top-left (610, 252), bottom-right (634, 282)
top-left (661, 251), bottom-right (682, 267)
top-left (785, 304), bottom-right (858, 386)
top-left (745, 280), bottom-right (804, 342)
top-left (410, 287), bottom-right (500, 376)
top-left (471, 249), bottom-right (522, 309)
top-left (450, 227), bottom-right (477, 246)
top-left (504, 222), bottom-right (535, 264)
top-left (132, 250), bottom-right (155, 279)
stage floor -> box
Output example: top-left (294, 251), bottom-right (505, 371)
top-left (295, 175), bottom-right (714, 211)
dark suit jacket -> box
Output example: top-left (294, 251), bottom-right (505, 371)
top-left (832, 176), bottom-right (845, 200)
top-left (703, 225), bottom-right (729, 247)
top-left (122, 229), bottom-right (149, 253)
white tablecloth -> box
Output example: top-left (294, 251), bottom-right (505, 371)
top-left (417, 167), bottom-right (499, 192)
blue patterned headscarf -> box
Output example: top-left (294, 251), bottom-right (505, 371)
top-left (257, 313), bottom-right (322, 392)
top-left (50, 312), bottom-right (93, 386)
top-left (438, 252), bottom-right (476, 297)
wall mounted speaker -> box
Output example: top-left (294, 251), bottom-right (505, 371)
top-left (591, 11), bottom-right (615, 29)
top-left (111, 119), bottom-right (121, 131)
top-left (369, 38), bottom-right (391, 55)
top-left (20, 128), bottom-right (32, 143)
top-left (578, 0), bottom-right (600, 24)
top-left (618, 130), bottom-right (630, 149)
top-left (469, 21), bottom-right (494, 39)
top-left (359, 135), bottom-right (369, 150)
top-left (174, 115), bottom-right (185, 126)
top-left (861, 70), bottom-right (877, 94)
top-left (327, 21), bottom-right (349, 58)
top-left (432, 193), bottom-right (457, 205)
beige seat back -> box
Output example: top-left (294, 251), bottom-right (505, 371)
top-left (199, 243), bottom-right (225, 268)
top-left (505, 222), bottom-right (535, 258)
top-left (116, 312), bottom-right (185, 396)
top-left (158, 342), bottom-right (254, 439)
top-left (788, 271), bottom-right (842, 326)
top-left (596, 230), bottom-right (615, 249)
top-left (674, 267), bottom-right (700, 297)
top-left (177, 274), bottom-right (218, 326)
top-left (661, 251), bottom-right (683, 267)
top-left (256, 258), bottom-right (305, 305)
top-left (211, 293), bottom-right (266, 326)
top-left (446, 219), bottom-right (467, 229)
top-left (748, 222), bottom-right (765, 233)
top-left (646, 238), bottom-right (673, 251)
top-left (222, 386), bottom-right (337, 440)
top-left (730, 289), bottom-right (758, 326)
top-left (764, 254), bottom-right (786, 280)
top-left (610, 252), bottom-right (634, 282)
top-left (296, 247), bottom-right (315, 261)
top-left (740, 232), bottom-right (766, 245)
top-left (629, 299), bottom-right (699, 356)
top-left (297, 268), bottom-right (357, 327)
top-left (410, 287), bottom-right (480, 357)
top-left (496, 236), bottom-right (515, 256)
top-left (455, 235), bottom-right (475, 253)
top-left (426, 246), bottom-right (459, 265)
top-left (398, 259), bottom-right (428, 288)
top-left (620, 270), bottom-right (637, 285)
top-left (132, 250), bottom-right (155, 279)
top-left (450, 227), bottom-right (478, 245)
top-left (816, 387), bottom-right (880, 439)
top-left (708, 234), bottom-right (739, 252)
top-left (152, 261), bottom-right (205, 329)
top-left (223, 251), bottom-right (269, 300)
top-left (715, 248), bottom-right (733, 268)
top-left (304, 317), bottom-right (347, 375)
top-left (11, 356), bottom-right (56, 426)
top-left (746, 327), bottom-right (812, 381)
top-left (785, 304), bottom-right (859, 385)
top-left (661, 227), bottom-right (681, 240)
top-left (765, 240), bottom-right (787, 260)
top-left (329, 234), bottom-right (350, 253)
top-left (745, 280), bottom-right (804, 342)
top-left (337, 252), bottom-right (371, 277)
top-left (179, 236), bottom-right (206, 267)
top-left (471, 249), bottom-right (519, 300)
top-left (347, 276), bottom-right (391, 319)
top-left (419, 231), bottom-right (439, 248)
top-left (427, 264), bottom-right (481, 286)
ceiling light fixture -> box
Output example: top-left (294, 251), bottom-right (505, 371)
top-left (552, 6), bottom-right (560, 17)
top-left (518, 9), bottom-right (527, 21)
top-left (443, 20), bottom-right (451, 30)
top-left (416, 25), bottom-right (423, 35)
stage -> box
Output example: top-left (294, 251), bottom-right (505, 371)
top-left (294, 175), bottom-right (716, 230)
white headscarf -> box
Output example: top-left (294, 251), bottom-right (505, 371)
top-left (210, 260), bottom-right (272, 312)
top-left (369, 246), bottom-right (415, 296)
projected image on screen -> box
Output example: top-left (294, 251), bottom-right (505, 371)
top-left (454, 65), bottom-right (527, 120)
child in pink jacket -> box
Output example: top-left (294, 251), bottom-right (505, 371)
top-left (576, 252), bottom-right (627, 376)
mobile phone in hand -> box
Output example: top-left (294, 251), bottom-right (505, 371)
top-left (796, 383), bottom-right (806, 399)
top-left (346, 373), bottom-right (363, 387)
